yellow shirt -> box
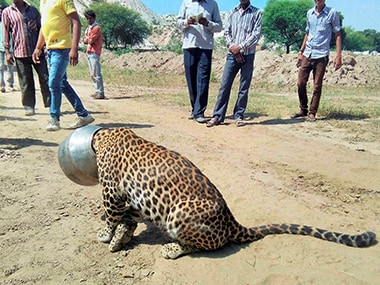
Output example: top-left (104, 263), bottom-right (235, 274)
top-left (40, 0), bottom-right (76, 49)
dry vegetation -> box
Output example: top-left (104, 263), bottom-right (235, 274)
top-left (73, 48), bottom-right (380, 146)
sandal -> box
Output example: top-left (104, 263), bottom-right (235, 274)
top-left (291, 110), bottom-right (308, 119)
top-left (206, 117), bottom-right (220, 128)
top-left (307, 113), bottom-right (316, 122)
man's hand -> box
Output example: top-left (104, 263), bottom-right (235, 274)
top-left (296, 52), bottom-right (303, 68)
top-left (198, 17), bottom-right (209, 27)
top-left (32, 48), bottom-right (42, 64)
top-left (334, 54), bottom-right (342, 71)
top-left (234, 53), bottom-right (245, 63)
top-left (69, 49), bottom-right (79, 66)
top-left (229, 45), bottom-right (244, 63)
top-left (187, 17), bottom-right (197, 25)
top-left (5, 52), bottom-right (14, 65)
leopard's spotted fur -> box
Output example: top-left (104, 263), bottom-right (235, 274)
top-left (92, 127), bottom-right (376, 259)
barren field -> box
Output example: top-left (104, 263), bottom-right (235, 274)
top-left (1, 50), bottom-right (380, 285)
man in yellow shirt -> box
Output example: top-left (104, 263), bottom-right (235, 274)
top-left (32, 0), bottom-right (94, 131)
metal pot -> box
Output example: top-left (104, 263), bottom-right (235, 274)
top-left (58, 125), bottom-right (103, 186)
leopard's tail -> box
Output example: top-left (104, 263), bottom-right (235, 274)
top-left (231, 223), bottom-right (376, 247)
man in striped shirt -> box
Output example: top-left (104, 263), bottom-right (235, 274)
top-left (2, 0), bottom-right (50, 116)
top-left (207, 0), bottom-right (262, 127)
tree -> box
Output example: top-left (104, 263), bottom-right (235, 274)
top-left (87, 3), bottom-right (151, 50)
top-left (262, 0), bottom-right (313, 53)
top-left (362, 29), bottom-right (380, 52)
top-left (343, 27), bottom-right (380, 52)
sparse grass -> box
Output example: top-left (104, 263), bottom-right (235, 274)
top-left (67, 57), bottom-right (380, 143)
top-left (68, 60), bottom-right (186, 88)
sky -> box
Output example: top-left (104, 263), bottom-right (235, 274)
top-left (140, 0), bottom-right (379, 31)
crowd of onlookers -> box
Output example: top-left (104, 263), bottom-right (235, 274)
top-left (1, 0), bottom-right (342, 131)
top-left (0, 0), bottom-right (102, 131)
top-left (176, 0), bottom-right (342, 126)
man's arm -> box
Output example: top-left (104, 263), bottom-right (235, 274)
top-left (32, 30), bottom-right (46, 64)
top-left (297, 33), bottom-right (308, 62)
top-left (68, 11), bottom-right (81, 66)
top-left (2, 12), bottom-right (14, 64)
top-left (334, 31), bottom-right (342, 70)
top-left (87, 26), bottom-right (101, 44)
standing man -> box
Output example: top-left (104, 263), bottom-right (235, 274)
top-left (176, 0), bottom-right (222, 123)
top-left (0, 5), bottom-right (15, 93)
top-left (82, 10), bottom-right (105, 99)
top-left (207, 0), bottom-right (262, 127)
top-left (292, 0), bottom-right (342, 121)
top-left (2, 0), bottom-right (51, 116)
top-left (32, 0), bottom-right (94, 131)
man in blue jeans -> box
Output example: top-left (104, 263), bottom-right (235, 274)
top-left (207, 0), bottom-right (262, 128)
top-left (32, 0), bottom-right (94, 131)
top-left (176, 0), bottom-right (222, 123)
top-left (83, 10), bottom-right (105, 99)
top-left (0, 5), bottom-right (15, 93)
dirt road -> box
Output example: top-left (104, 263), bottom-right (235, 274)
top-left (1, 80), bottom-right (379, 284)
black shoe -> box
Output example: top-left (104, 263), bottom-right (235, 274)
top-left (291, 110), bottom-right (308, 119)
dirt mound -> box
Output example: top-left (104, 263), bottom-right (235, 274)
top-left (100, 49), bottom-right (380, 88)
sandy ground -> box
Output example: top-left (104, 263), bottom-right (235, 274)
top-left (1, 79), bottom-right (379, 285)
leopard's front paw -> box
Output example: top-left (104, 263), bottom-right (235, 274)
top-left (97, 227), bottom-right (114, 243)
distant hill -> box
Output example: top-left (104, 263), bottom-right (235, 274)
top-left (3, 0), bottom-right (165, 25)
top-left (75, 0), bottom-right (165, 24)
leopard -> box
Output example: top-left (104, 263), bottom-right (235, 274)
top-left (91, 127), bottom-right (376, 259)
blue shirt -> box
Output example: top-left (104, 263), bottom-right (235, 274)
top-left (176, 0), bottom-right (222, 50)
top-left (224, 4), bottom-right (262, 55)
top-left (304, 5), bottom-right (341, 59)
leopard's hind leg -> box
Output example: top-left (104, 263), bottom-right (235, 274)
top-left (108, 207), bottom-right (143, 252)
top-left (161, 200), bottom-right (230, 259)
top-left (108, 217), bottom-right (138, 252)
top-left (161, 242), bottom-right (199, 259)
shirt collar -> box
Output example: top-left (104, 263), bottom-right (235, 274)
top-left (234, 4), bottom-right (253, 13)
top-left (312, 5), bottom-right (328, 15)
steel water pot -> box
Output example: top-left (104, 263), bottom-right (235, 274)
top-left (58, 125), bottom-right (103, 186)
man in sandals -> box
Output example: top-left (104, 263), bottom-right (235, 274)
top-left (292, 0), bottom-right (342, 122)
top-left (207, 0), bottom-right (262, 128)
